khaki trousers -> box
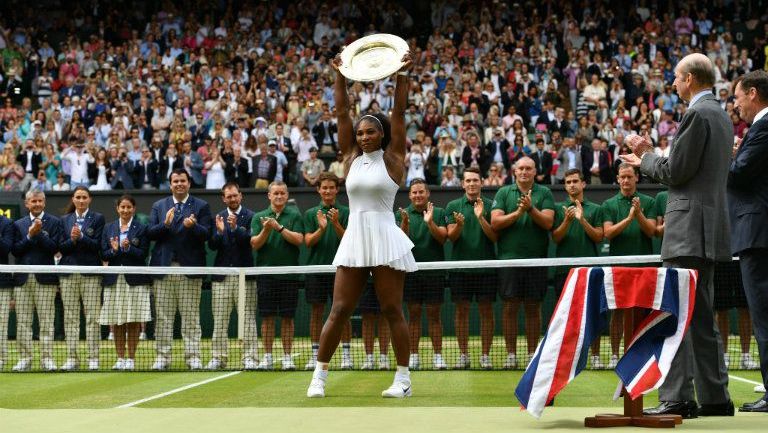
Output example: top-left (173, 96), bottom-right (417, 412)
top-left (14, 279), bottom-right (57, 361)
top-left (211, 276), bottom-right (258, 361)
top-left (60, 275), bottom-right (102, 360)
top-left (154, 274), bottom-right (202, 361)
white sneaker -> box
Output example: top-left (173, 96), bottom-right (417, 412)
top-left (188, 357), bottom-right (203, 370)
top-left (12, 358), bottom-right (31, 372)
top-left (107, 331), bottom-right (114, 341)
top-left (282, 355), bottom-right (296, 371)
top-left (503, 353), bottom-right (516, 369)
top-left (408, 353), bottom-right (420, 370)
top-left (591, 355), bottom-right (604, 369)
top-left (724, 353), bottom-right (730, 369)
top-left (304, 357), bottom-right (317, 371)
top-left (378, 354), bottom-right (390, 370)
top-left (755, 384), bottom-right (766, 393)
top-left (113, 358), bottom-right (126, 370)
top-left (741, 353), bottom-right (759, 370)
top-left (60, 358), bottom-right (79, 371)
top-left (480, 354), bottom-right (493, 369)
top-left (123, 359), bottom-right (135, 371)
top-left (607, 354), bottom-right (619, 369)
top-left (41, 358), bottom-right (57, 371)
top-left (139, 332), bottom-right (147, 341)
top-left (433, 354), bottom-right (447, 370)
top-left (361, 355), bottom-right (375, 370)
top-left (257, 354), bottom-right (273, 370)
top-left (151, 357), bottom-right (169, 370)
top-left (340, 354), bottom-right (354, 370)
top-left (307, 377), bottom-right (326, 398)
top-left (206, 358), bottom-right (223, 370)
top-left (454, 353), bottom-right (470, 370)
top-left (88, 359), bottom-right (99, 371)
top-left (382, 377), bottom-right (412, 398)
top-left (243, 357), bottom-right (258, 370)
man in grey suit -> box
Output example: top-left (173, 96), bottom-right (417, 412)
top-left (621, 53), bottom-right (734, 418)
top-left (730, 70), bottom-right (768, 413)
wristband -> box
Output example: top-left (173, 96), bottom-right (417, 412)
top-left (397, 71), bottom-right (408, 76)
top-left (277, 225), bottom-right (285, 233)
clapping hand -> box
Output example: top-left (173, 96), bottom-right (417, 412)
top-left (71, 224), bottom-right (82, 241)
top-left (563, 205), bottom-right (576, 222)
top-left (183, 213), bottom-right (197, 229)
top-left (517, 191), bottom-right (532, 213)
top-left (110, 236), bottom-right (120, 252)
top-left (121, 237), bottom-right (131, 250)
top-left (164, 207), bottom-right (175, 227)
top-left (424, 202), bottom-right (435, 223)
top-left (316, 209), bottom-right (328, 230)
top-left (215, 214), bottom-right (225, 234)
top-left (473, 198), bottom-right (485, 219)
top-left (453, 211), bottom-right (465, 225)
top-left (227, 214), bottom-right (237, 230)
top-left (573, 200), bottom-right (584, 221)
top-left (29, 219), bottom-right (42, 237)
top-left (327, 208), bottom-right (340, 225)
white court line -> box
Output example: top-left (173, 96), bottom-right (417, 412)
top-left (116, 371), bottom-right (241, 408)
top-left (729, 374), bottom-right (762, 386)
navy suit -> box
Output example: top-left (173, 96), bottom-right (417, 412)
top-left (728, 115), bottom-right (768, 395)
top-left (12, 213), bottom-right (63, 285)
top-left (147, 195), bottom-right (212, 274)
top-left (133, 159), bottom-right (160, 188)
top-left (59, 211), bottom-right (105, 266)
top-left (101, 220), bottom-right (151, 286)
top-left (0, 215), bottom-right (14, 288)
top-left (209, 208), bottom-right (255, 281)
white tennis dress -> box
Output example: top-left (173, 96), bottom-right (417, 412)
top-left (333, 149), bottom-right (417, 272)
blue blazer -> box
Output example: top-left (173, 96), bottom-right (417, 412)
top-left (12, 213), bottom-right (63, 285)
top-left (59, 210), bottom-right (105, 266)
top-left (728, 116), bottom-right (768, 254)
top-left (0, 215), bottom-right (14, 288)
top-left (101, 219), bottom-right (151, 286)
top-left (209, 207), bottom-right (255, 282)
top-left (147, 195), bottom-right (212, 278)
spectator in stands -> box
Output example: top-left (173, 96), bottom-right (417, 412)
top-left (58, 187), bottom-right (105, 371)
top-left (147, 168), bottom-right (212, 370)
top-left (250, 181), bottom-right (304, 370)
top-left (441, 165), bottom-right (460, 187)
top-left (312, 110), bottom-right (338, 154)
top-left (396, 179), bottom-right (448, 370)
top-left (445, 167), bottom-right (497, 369)
top-left (491, 157), bottom-right (555, 368)
top-left (587, 137), bottom-right (613, 184)
top-left (405, 142), bottom-right (427, 186)
top-left (555, 137), bottom-right (580, 184)
top-left (0, 212), bottom-right (13, 371)
top-left (552, 168), bottom-right (605, 368)
top-left (29, 169), bottom-right (51, 191)
top-left (268, 140), bottom-right (289, 184)
top-left (180, 141), bottom-right (204, 188)
top-left (134, 147), bottom-right (159, 190)
top-left (301, 147), bottom-right (325, 187)
top-left (327, 150), bottom-right (346, 185)
top-left (530, 138), bottom-right (553, 185)
top-left (100, 194), bottom-right (151, 371)
top-left (303, 173), bottom-right (352, 371)
top-left (108, 147), bottom-right (135, 190)
top-left (207, 182), bottom-right (257, 370)
top-left (11, 189), bottom-right (62, 371)
top-left (601, 164), bottom-right (657, 368)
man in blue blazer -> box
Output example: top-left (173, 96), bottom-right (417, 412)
top-left (0, 214), bottom-right (14, 371)
top-left (206, 182), bottom-right (258, 370)
top-left (148, 168), bottom-right (212, 370)
top-left (181, 141), bottom-right (204, 188)
top-left (730, 71), bottom-right (768, 413)
top-left (59, 189), bottom-right (105, 371)
top-left (11, 189), bottom-right (63, 371)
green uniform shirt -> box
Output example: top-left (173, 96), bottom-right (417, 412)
top-left (445, 195), bottom-right (496, 272)
top-left (652, 190), bottom-right (668, 254)
top-left (601, 192), bottom-right (656, 256)
top-left (394, 203), bottom-right (447, 262)
top-left (491, 183), bottom-right (555, 259)
top-left (553, 199), bottom-right (604, 275)
top-left (251, 206), bottom-right (304, 276)
top-left (303, 201), bottom-right (349, 265)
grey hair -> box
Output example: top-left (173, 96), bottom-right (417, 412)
top-left (679, 54), bottom-right (715, 88)
top-left (25, 188), bottom-right (46, 200)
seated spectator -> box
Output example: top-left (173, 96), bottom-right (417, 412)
top-left (301, 147), bottom-right (325, 187)
top-left (441, 165), bottom-right (460, 187)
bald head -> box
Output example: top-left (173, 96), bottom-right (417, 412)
top-left (676, 53), bottom-right (715, 89)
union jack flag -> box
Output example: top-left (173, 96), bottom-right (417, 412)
top-left (515, 266), bottom-right (697, 418)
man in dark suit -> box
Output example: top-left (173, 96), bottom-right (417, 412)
top-left (133, 147), bottom-right (159, 189)
top-left (623, 53), bottom-right (734, 418)
top-left (729, 70), bottom-right (768, 413)
top-left (585, 138), bottom-right (613, 184)
top-left (207, 182), bottom-right (258, 370)
top-left (16, 140), bottom-right (43, 191)
top-left (110, 150), bottom-right (135, 190)
top-left (11, 190), bottom-right (63, 371)
top-left (312, 111), bottom-right (338, 154)
top-left (0, 214), bottom-right (14, 371)
top-left (147, 169), bottom-right (212, 370)
top-left (224, 147), bottom-right (250, 188)
top-left (486, 129), bottom-right (511, 173)
top-left (158, 146), bottom-right (183, 189)
top-left (530, 138), bottom-right (553, 185)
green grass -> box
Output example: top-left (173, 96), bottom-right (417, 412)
top-left (0, 370), bottom-right (763, 410)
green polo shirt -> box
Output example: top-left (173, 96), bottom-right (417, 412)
top-left (553, 198), bottom-right (604, 275)
top-left (303, 201), bottom-right (349, 265)
top-left (601, 192), bottom-right (656, 256)
top-left (652, 190), bottom-right (668, 254)
top-left (394, 203), bottom-right (447, 262)
top-left (491, 183), bottom-right (555, 259)
top-left (252, 205), bottom-right (304, 277)
top-left (445, 195), bottom-right (496, 273)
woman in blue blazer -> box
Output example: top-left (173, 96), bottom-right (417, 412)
top-left (99, 195), bottom-right (151, 371)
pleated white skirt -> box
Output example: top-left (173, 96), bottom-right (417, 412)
top-left (333, 211), bottom-right (418, 272)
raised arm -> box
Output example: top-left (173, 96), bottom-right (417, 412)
top-left (387, 52), bottom-right (413, 159)
top-left (331, 55), bottom-right (355, 157)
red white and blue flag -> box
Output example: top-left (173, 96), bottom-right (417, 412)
top-left (515, 267), bottom-right (697, 418)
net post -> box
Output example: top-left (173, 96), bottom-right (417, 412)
top-left (237, 268), bottom-right (246, 341)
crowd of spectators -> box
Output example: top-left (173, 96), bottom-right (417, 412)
top-left (1, 0), bottom-right (767, 192)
